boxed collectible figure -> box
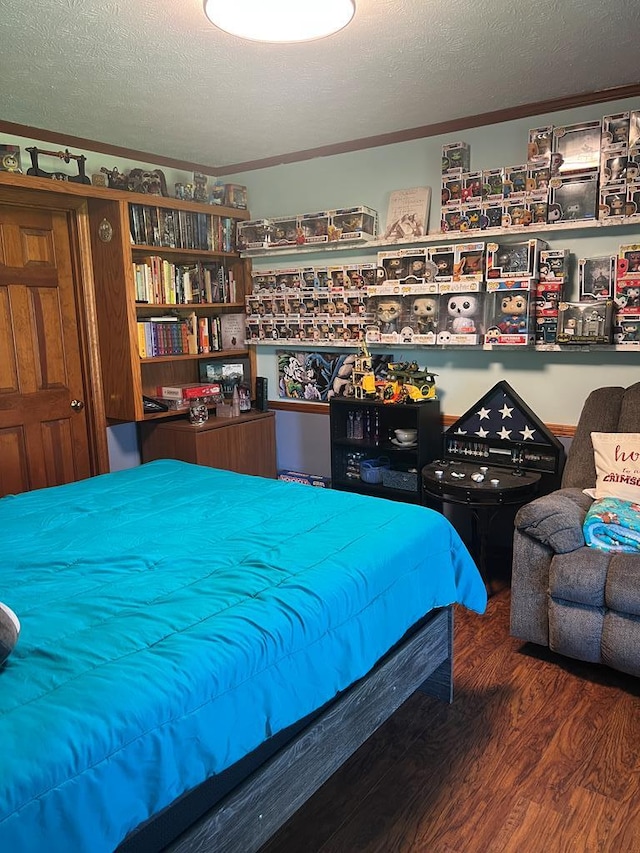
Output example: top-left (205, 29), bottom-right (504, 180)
top-left (613, 312), bottom-right (640, 345)
top-left (598, 182), bottom-right (627, 219)
top-left (459, 203), bottom-right (483, 231)
top-left (528, 190), bottom-right (548, 225)
top-left (454, 242), bottom-right (485, 281)
top-left (484, 287), bottom-right (534, 346)
top-left (600, 147), bottom-right (628, 184)
top-left (442, 141), bottom-right (470, 173)
top-left (535, 316), bottom-right (559, 345)
top-left (378, 247), bottom-right (430, 283)
top-left (442, 171), bottom-right (464, 206)
top-left (330, 206), bottom-right (378, 241)
top-left (527, 126), bottom-right (554, 164)
top-left (502, 201), bottom-right (532, 228)
top-left (601, 112), bottom-right (630, 149)
top-left (615, 243), bottom-right (640, 314)
top-left (429, 246), bottom-right (455, 281)
top-left (269, 215), bottom-right (300, 247)
top-left (548, 172), bottom-right (598, 222)
top-left (482, 168), bottom-right (504, 200)
top-left (298, 211), bottom-right (330, 244)
top-left (438, 290), bottom-right (485, 345)
top-left (273, 268), bottom-right (302, 290)
top-left (578, 256), bottom-right (616, 300)
top-left (237, 219), bottom-right (271, 251)
top-left (526, 163), bottom-right (551, 193)
top-left (552, 121), bottom-right (602, 173)
top-left (556, 300), bottom-right (613, 344)
top-left (539, 248), bottom-right (570, 285)
top-left (480, 202), bottom-right (503, 230)
top-left (503, 164), bottom-right (528, 199)
top-left (630, 110), bottom-right (640, 150)
top-left (626, 182), bottom-right (640, 219)
top-left (441, 206), bottom-right (463, 232)
top-left (462, 171), bottom-right (483, 204)
top-left (535, 281), bottom-right (562, 317)
top-left (485, 239), bottom-right (546, 282)
top-left (408, 292), bottom-right (439, 344)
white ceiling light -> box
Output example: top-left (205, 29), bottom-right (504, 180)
top-left (203, 0), bottom-right (355, 43)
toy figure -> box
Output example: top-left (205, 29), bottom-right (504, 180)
top-left (497, 293), bottom-right (528, 334)
top-left (411, 297), bottom-right (438, 334)
top-left (447, 295), bottom-right (481, 334)
top-left (376, 298), bottom-right (403, 333)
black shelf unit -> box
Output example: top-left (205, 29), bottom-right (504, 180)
top-left (330, 397), bottom-right (442, 504)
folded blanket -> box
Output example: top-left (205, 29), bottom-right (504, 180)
top-left (583, 496), bottom-right (640, 553)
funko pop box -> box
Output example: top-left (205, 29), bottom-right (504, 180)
top-left (485, 239), bottom-right (548, 282)
top-left (484, 285), bottom-right (535, 347)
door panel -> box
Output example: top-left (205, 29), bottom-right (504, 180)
top-left (0, 206), bottom-right (92, 496)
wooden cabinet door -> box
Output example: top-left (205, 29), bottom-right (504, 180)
top-left (0, 205), bottom-right (92, 496)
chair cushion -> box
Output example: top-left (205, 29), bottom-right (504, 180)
top-left (515, 488), bottom-right (592, 553)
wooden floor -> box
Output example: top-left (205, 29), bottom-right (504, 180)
top-left (261, 588), bottom-right (640, 853)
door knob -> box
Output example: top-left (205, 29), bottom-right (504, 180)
top-left (70, 399), bottom-right (85, 411)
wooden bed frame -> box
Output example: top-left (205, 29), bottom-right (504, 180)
top-left (158, 605), bottom-right (453, 853)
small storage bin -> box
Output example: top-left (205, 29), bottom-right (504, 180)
top-left (382, 468), bottom-right (418, 491)
top-left (360, 456), bottom-right (390, 484)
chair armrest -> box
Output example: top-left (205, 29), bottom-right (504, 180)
top-left (514, 488), bottom-right (593, 554)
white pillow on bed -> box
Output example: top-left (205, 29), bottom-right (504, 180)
top-left (587, 432), bottom-right (640, 503)
top-left (0, 602), bottom-right (20, 666)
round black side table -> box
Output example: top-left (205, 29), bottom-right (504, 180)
top-left (422, 459), bottom-right (541, 592)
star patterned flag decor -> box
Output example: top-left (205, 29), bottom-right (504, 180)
top-left (447, 381), bottom-right (558, 448)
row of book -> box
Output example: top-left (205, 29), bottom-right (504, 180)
top-left (136, 312), bottom-right (247, 358)
top-left (133, 257), bottom-right (238, 305)
top-left (129, 204), bottom-right (237, 252)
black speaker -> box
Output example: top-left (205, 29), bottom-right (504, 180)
top-left (255, 376), bottom-right (268, 412)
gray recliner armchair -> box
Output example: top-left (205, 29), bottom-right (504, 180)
top-left (510, 382), bottom-right (640, 677)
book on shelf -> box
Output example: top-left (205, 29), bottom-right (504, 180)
top-left (383, 187), bottom-right (431, 241)
top-left (220, 313), bottom-right (247, 350)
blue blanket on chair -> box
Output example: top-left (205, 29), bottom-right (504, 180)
top-left (583, 496), bottom-right (640, 553)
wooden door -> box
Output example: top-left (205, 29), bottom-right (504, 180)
top-left (0, 205), bottom-right (93, 496)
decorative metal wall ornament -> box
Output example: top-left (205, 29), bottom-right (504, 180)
top-left (26, 147), bottom-right (91, 184)
top-left (97, 219), bottom-right (114, 243)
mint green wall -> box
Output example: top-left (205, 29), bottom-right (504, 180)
top-left (228, 95), bottom-right (640, 443)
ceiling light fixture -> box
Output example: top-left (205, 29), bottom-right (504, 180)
top-left (203, 0), bottom-right (355, 43)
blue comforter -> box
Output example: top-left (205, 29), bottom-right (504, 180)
top-left (0, 460), bottom-right (485, 852)
top-left (583, 496), bottom-right (640, 553)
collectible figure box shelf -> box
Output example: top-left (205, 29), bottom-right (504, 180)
top-left (485, 239), bottom-right (546, 281)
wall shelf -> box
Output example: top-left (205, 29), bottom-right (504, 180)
top-left (242, 216), bottom-right (640, 259)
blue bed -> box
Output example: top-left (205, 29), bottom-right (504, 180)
top-left (0, 460), bottom-right (485, 852)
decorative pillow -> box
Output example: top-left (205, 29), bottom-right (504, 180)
top-left (0, 602), bottom-right (20, 666)
top-left (591, 432), bottom-right (640, 503)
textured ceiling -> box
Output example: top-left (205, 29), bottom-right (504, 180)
top-left (2, 0), bottom-right (639, 172)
